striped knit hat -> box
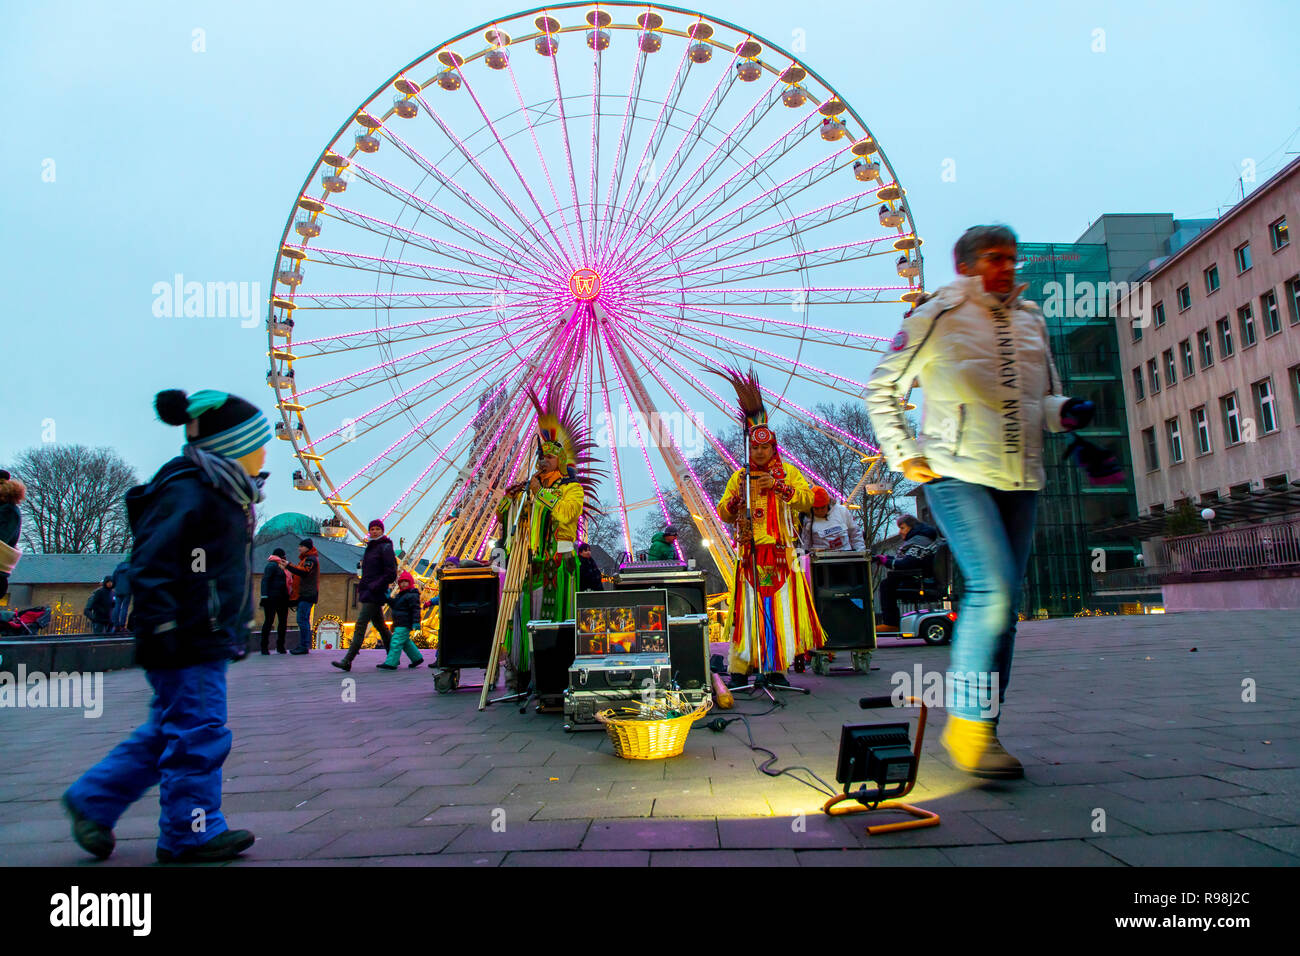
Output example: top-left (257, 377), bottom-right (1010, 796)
top-left (155, 389), bottom-right (273, 460)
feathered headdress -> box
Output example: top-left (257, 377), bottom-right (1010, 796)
top-left (712, 364), bottom-right (775, 446)
top-left (528, 380), bottom-right (604, 495)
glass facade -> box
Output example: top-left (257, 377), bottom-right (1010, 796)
top-left (1014, 243), bottom-right (1141, 616)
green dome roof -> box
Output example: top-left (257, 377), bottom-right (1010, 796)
top-left (258, 512), bottom-right (320, 536)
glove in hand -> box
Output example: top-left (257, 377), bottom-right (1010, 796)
top-left (1063, 435), bottom-right (1124, 486)
top-left (1061, 398), bottom-right (1095, 431)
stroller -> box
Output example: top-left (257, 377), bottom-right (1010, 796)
top-left (0, 606), bottom-right (52, 637)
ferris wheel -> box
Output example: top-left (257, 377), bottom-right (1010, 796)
top-left (266, 1), bottom-right (924, 577)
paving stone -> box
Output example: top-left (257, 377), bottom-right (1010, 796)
top-left (718, 814), bottom-right (865, 850)
top-left (650, 849), bottom-right (798, 866)
top-left (652, 793), bottom-right (773, 818)
top-left (532, 799), bottom-right (653, 821)
top-left (394, 784), bottom-right (516, 809)
top-left (1106, 757), bottom-right (1244, 779)
top-left (443, 822), bottom-right (591, 853)
top-left (1234, 826), bottom-right (1300, 858)
top-left (939, 840), bottom-right (1125, 866)
top-left (1094, 797), bottom-right (1290, 834)
top-left (584, 819), bottom-right (719, 850)
top-left (307, 826), bottom-right (466, 859)
top-left (1216, 794), bottom-right (1300, 825)
top-left (294, 787), bottom-right (419, 809)
top-left (1087, 832), bottom-right (1299, 866)
top-left (340, 852), bottom-right (507, 866)
top-left (381, 767), bottom-right (491, 788)
top-left (295, 805), bottom-right (434, 832)
top-left (1204, 768), bottom-right (1300, 793)
top-left (504, 850), bottom-right (650, 866)
top-left (795, 847), bottom-right (952, 866)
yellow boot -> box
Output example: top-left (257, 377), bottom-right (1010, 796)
top-left (941, 716), bottom-right (1024, 779)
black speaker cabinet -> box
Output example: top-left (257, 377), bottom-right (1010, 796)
top-left (811, 556), bottom-right (876, 649)
top-left (531, 622), bottom-right (576, 705)
top-left (437, 571), bottom-right (499, 668)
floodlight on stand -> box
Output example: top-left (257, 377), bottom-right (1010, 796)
top-left (822, 695), bottom-right (940, 834)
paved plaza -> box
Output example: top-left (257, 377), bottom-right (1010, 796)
top-left (2, 610), bottom-right (1298, 867)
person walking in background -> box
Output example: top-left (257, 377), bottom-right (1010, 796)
top-left (259, 547), bottom-right (290, 654)
top-left (577, 542), bottom-right (604, 591)
top-left (85, 577), bottom-right (115, 635)
top-left (646, 525), bottom-right (679, 561)
top-left (798, 487), bottom-right (866, 553)
top-left (0, 470), bottom-right (26, 603)
top-left (865, 225), bottom-right (1097, 779)
top-left (110, 559), bottom-right (132, 633)
top-left (63, 388), bottom-right (271, 862)
top-left (281, 537), bottom-right (319, 654)
top-left (376, 571), bottom-right (425, 670)
top-left (333, 519), bottom-right (396, 672)
top-left (874, 515), bottom-right (942, 631)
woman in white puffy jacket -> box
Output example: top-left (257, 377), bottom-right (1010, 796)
top-left (865, 225), bottom-right (1093, 779)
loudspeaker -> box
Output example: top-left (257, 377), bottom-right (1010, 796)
top-left (662, 581), bottom-right (709, 692)
top-left (812, 558), bottom-right (876, 649)
top-left (437, 574), bottom-right (498, 668)
top-left (531, 623), bottom-right (576, 704)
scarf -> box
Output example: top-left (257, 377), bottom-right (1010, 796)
top-left (183, 443), bottom-right (267, 518)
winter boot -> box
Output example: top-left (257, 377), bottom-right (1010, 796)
top-left (940, 716), bottom-right (1024, 779)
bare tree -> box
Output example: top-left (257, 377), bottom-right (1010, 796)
top-left (581, 497), bottom-right (624, 558)
top-left (5, 445), bottom-right (139, 553)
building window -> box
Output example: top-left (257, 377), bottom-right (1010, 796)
top-left (1132, 366), bottom-right (1144, 402)
top-left (1286, 276), bottom-right (1300, 325)
top-left (1193, 406), bottom-right (1212, 454)
top-left (1166, 417), bottom-right (1184, 463)
top-left (1264, 473), bottom-right (1289, 490)
top-left (1238, 303), bottom-right (1256, 347)
top-left (1216, 316), bottom-right (1234, 358)
top-left (1271, 217), bottom-right (1290, 252)
top-left (1291, 365), bottom-right (1300, 423)
top-left (1221, 392), bottom-right (1242, 445)
top-left (1153, 301), bottom-right (1166, 327)
top-left (1253, 378), bottom-right (1279, 434)
top-left (1261, 290), bottom-right (1281, 336)
top-left (1132, 319), bottom-right (1143, 343)
top-left (1147, 357), bottom-right (1160, 394)
top-left (1177, 284), bottom-right (1192, 311)
top-left (1204, 264), bottom-right (1220, 294)
top-left (1179, 339), bottom-right (1195, 377)
top-left (1163, 348), bottom-right (1177, 386)
top-left (1142, 427), bottom-right (1159, 472)
top-left (1234, 242), bottom-right (1252, 274)
top-left (1197, 328), bottom-right (1214, 368)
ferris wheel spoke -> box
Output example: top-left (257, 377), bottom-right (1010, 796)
top-left (498, 57), bottom-right (583, 263)
top-left (343, 161), bottom-right (556, 278)
top-left (623, 305), bottom-right (875, 397)
top-left (634, 233), bottom-right (909, 290)
top-left (295, 311), bottom-right (554, 406)
top-left (313, 199), bottom-right (555, 285)
top-left (290, 242), bottom-right (553, 295)
top-left (622, 130), bottom-right (839, 275)
top-left (606, 72), bottom-right (785, 278)
top-left (592, 330), bottom-right (633, 554)
top-left (636, 188), bottom-right (882, 282)
top-left (613, 102), bottom-right (824, 272)
top-left (598, 27), bottom-right (696, 266)
top-left (380, 122), bottom-right (568, 274)
top-left (328, 320), bottom-right (568, 495)
top-left (457, 69), bottom-right (583, 268)
top-left (604, 42), bottom-right (744, 273)
top-left (597, 321), bottom-right (676, 539)
top-left (595, 18), bottom-right (652, 269)
top-left (291, 305), bottom-right (544, 359)
top-left (614, 304), bottom-right (884, 352)
top-left (542, 35), bottom-right (590, 265)
top-left (630, 285), bottom-right (909, 307)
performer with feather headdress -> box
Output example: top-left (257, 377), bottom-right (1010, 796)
top-left (495, 381), bottom-right (601, 686)
top-left (714, 367), bottom-right (825, 687)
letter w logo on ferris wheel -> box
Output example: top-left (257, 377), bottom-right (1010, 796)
top-left (570, 268), bottom-right (600, 301)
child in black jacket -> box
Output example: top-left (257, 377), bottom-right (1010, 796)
top-left (377, 571), bottom-right (425, 670)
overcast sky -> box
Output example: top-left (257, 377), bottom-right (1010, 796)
top-left (2, 0), bottom-right (1296, 536)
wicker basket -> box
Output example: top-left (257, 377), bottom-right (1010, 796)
top-left (596, 692), bottom-right (713, 760)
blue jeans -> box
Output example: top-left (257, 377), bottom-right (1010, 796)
top-left (296, 601), bottom-right (314, 651)
top-left (923, 479), bottom-right (1038, 723)
top-left (65, 660), bottom-right (232, 855)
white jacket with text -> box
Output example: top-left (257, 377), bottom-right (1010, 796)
top-left (864, 275), bottom-right (1070, 492)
